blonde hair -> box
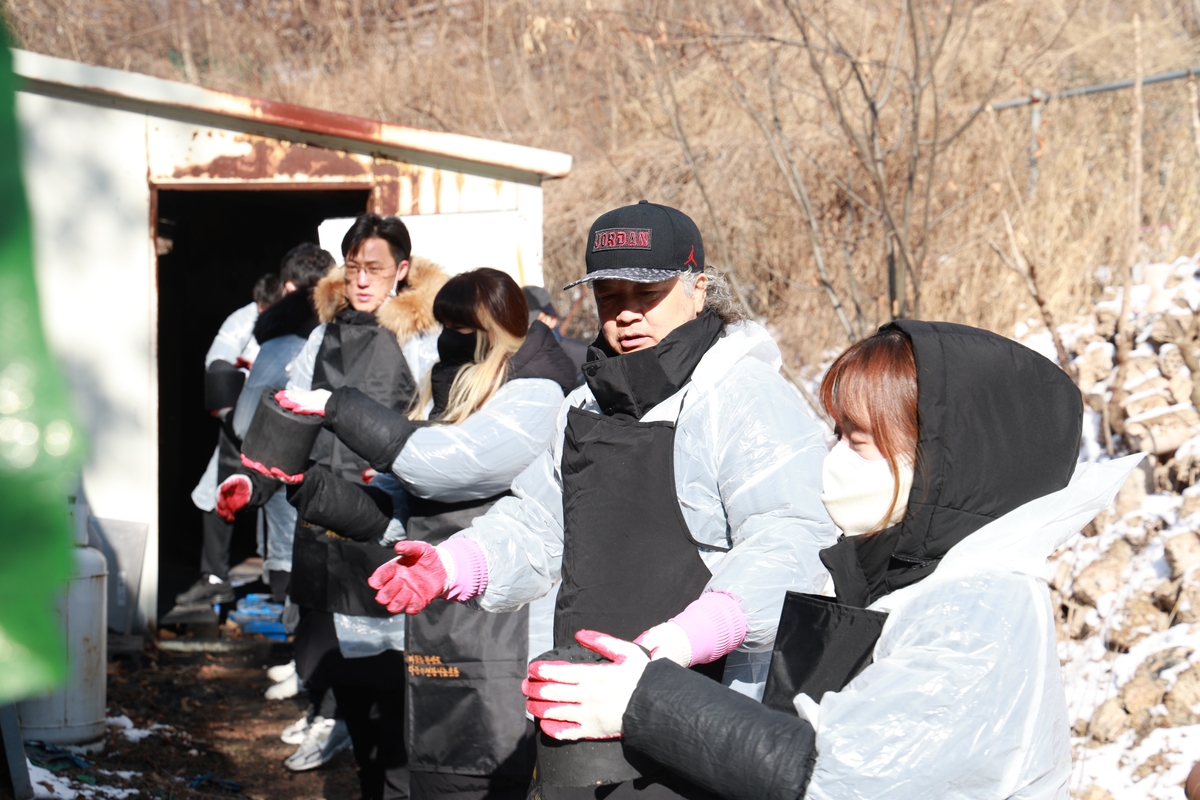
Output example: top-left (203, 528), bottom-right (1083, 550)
top-left (409, 268), bottom-right (529, 424)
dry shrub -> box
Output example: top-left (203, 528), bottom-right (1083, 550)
top-left (5, 0), bottom-right (1200, 365)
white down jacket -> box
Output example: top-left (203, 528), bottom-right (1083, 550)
top-left (448, 320), bottom-right (838, 684)
top-left (204, 301), bottom-right (259, 368)
top-left (190, 302), bottom-right (261, 513)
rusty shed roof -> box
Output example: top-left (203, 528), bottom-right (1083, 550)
top-left (12, 49), bottom-right (572, 181)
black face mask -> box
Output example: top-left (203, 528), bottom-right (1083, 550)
top-left (437, 328), bottom-right (478, 367)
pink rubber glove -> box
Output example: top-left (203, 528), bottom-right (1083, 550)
top-left (635, 591), bottom-right (747, 667)
top-left (523, 630), bottom-right (649, 741)
top-left (368, 541), bottom-right (448, 614)
top-left (216, 475), bottom-right (252, 522)
top-left (275, 388), bottom-right (331, 416)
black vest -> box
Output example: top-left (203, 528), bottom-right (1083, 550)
top-left (310, 309), bottom-right (418, 480)
top-left (290, 310), bottom-right (420, 617)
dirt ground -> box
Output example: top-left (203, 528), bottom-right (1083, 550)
top-left (29, 639), bottom-right (361, 800)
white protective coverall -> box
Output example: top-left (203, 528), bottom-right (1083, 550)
top-left (191, 301), bottom-right (260, 512)
top-left (233, 333), bottom-right (309, 574)
top-left (204, 301), bottom-right (260, 368)
top-left (802, 455), bottom-right (1142, 800)
top-left (336, 371), bottom-right (566, 657)
top-left (448, 320), bottom-right (838, 691)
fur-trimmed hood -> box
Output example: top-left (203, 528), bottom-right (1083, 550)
top-left (313, 256), bottom-right (447, 344)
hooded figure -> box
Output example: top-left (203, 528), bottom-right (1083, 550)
top-left (523, 321), bottom-right (1143, 800)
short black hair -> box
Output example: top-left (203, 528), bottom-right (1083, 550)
top-left (341, 213), bottom-right (412, 265)
top-left (252, 273), bottom-right (283, 306)
top-left (280, 242), bottom-right (335, 291)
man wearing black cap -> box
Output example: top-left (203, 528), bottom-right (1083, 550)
top-left (369, 201), bottom-right (836, 798)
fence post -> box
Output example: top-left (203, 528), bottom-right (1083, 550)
top-left (1028, 88), bottom-right (1044, 199)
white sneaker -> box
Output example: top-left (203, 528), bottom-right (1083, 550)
top-left (264, 673), bottom-right (300, 700)
top-left (281, 714), bottom-right (311, 745)
top-left (283, 717), bottom-right (351, 771)
top-left (267, 660), bottom-right (296, 683)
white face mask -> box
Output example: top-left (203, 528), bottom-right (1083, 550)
top-left (820, 439), bottom-right (914, 537)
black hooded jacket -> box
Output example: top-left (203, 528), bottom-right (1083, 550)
top-left (510, 320), bottom-right (579, 396)
top-left (616, 320), bottom-right (1083, 800)
top-left (252, 288), bottom-right (319, 344)
top-left (820, 319), bottom-right (1083, 607)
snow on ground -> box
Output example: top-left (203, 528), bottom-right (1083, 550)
top-left (27, 759), bottom-right (139, 799)
top-left (1075, 727), bottom-right (1200, 799)
top-left (105, 714), bottom-right (172, 743)
top-left (1018, 253), bottom-right (1200, 798)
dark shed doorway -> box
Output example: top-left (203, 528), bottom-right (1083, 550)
top-left (156, 188), bottom-right (370, 618)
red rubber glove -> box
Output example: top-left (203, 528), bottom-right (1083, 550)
top-left (239, 453), bottom-right (305, 484)
top-left (368, 541), bottom-right (448, 615)
top-left (216, 475), bottom-right (252, 522)
top-left (275, 388), bottom-right (330, 416)
top-left (522, 630), bottom-right (650, 741)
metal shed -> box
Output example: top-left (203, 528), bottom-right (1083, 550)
top-left (12, 48), bottom-right (572, 635)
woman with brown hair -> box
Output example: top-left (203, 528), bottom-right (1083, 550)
top-left (520, 320), bottom-right (1142, 800)
top-left (268, 267), bottom-right (578, 800)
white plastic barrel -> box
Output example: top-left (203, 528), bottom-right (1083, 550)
top-left (16, 538), bottom-right (108, 749)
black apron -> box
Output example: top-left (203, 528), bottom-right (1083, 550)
top-left (530, 400), bottom-right (726, 799)
top-left (405, 494), bottom-right (534, 781)
top-left (291, 318), bottom-right (418, 616)
top-left (760, 591), bottom-right (888, 714)
top-left (310, 319), bottom-right (417, 478)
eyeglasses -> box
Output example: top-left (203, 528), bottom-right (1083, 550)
top-left (344, 263), bottom-right (396, 280)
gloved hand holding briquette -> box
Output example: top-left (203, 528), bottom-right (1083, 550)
top-left (275, 388), bottom-right (332, 416)
top-left (522, 630), bottom-right (650, 741)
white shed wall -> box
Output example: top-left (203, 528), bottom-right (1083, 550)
top-left (319, 188), bottom-right (545, 287)
top-left (17, 92), bottom-right (158, 632)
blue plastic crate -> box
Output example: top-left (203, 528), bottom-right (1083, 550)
top-left (242, 620), bottom-right (288, 641)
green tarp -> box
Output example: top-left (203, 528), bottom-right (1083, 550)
top-left (0, 42), bottom-right (83, 703)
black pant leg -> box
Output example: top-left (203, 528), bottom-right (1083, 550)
top-left (198, 509), bottom-right (234, 580)
top-left (200, 421), bottom-right (245, 580)
top-left (269, 569), bottom-right (291, 603)
top-left (334, 681), bottom-right (409, 800)
top-left (378, 686), bottom-right (410, 800)
top-left (410, 771), bottom-right (529, 800)
top-left (333, 685), bottom-right (379, 799)
top-left (293, 608), bottom-right (343, 724)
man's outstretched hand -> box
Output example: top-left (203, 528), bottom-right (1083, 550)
top-left (368, 541), bottom-right (449, 614)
